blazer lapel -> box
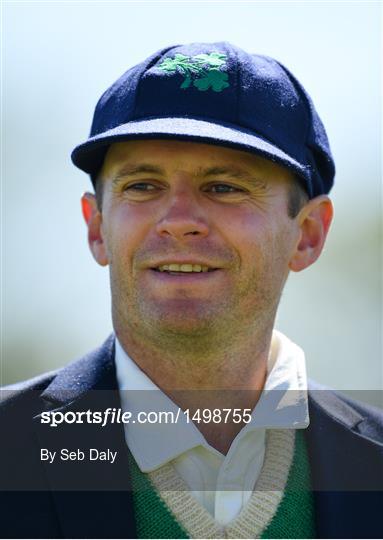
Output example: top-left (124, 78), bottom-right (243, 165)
top-left (33, 335), bottom-right (137, 539)
top-left (306, 382), bottom-right (383, 539)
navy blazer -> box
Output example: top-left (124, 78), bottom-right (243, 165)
top-left (1, 335), bottom-right (382, 539)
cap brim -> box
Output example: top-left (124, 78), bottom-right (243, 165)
top-left (71, 117), bottom-right (309, 187)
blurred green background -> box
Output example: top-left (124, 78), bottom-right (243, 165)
top-left (2, 1), bottom-right (382, 405)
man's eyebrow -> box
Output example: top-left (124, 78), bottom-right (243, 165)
top-left (198, 166), bottom-right (267, 187)
top-left (111, 164), bottom-right (165, 183)
top-left (197, 166), bottom-right (248, 179)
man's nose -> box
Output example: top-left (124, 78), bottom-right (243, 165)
top-left (155, 187), bottom-right (209, 240)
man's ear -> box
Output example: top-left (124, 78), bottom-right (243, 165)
top-left (81, 192), bottom-right (109, 266)
top-left (289, 195), bottom-right (333, 272)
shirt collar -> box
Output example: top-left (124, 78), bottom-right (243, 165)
top-left (115, 330), bottom-right (309, 471)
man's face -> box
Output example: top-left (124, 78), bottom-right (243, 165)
top-left (91, 140), bottom-right (303, 342)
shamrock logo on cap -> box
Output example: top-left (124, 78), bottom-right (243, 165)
top-left (158, 52), bottom-right (229, 92)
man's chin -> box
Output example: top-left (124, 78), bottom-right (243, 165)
top-left (140, 299), bottom-right (219, 335)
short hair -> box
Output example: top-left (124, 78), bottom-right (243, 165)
top-left (93, 172), bottom-right (309, 219)
top-left (287, 177), bottom-right (309, 218)
top-left (93, 173), bottom-right (103, 212)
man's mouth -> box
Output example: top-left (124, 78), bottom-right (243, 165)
top-left (151, 263), bottom-right (217, 274)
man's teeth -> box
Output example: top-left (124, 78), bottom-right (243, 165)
top-left (157, 264), bottom-right (210, 273)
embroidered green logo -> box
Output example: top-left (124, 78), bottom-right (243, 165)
top-left (158, 52), bottom-right (230, 92)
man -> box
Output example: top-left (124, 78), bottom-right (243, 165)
top-left (1, 42), bottom-right (382, 539)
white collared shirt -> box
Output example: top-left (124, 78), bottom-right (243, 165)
top-left (115, 330), bottom-right (309, 525)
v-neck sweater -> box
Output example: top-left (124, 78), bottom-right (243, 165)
top-left (129, 429), bottom-right (315, 539)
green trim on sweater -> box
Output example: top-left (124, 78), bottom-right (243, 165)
top-left (129, 430), bottom-right (315, 539)
top-left (260, 430), bottom-right (315, 539)
top-left (128, 453), bottom-right (189, 539)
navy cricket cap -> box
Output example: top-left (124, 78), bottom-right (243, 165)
top-left (71, 42), bottom-right (335, 198)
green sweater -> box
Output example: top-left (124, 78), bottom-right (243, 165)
top-left (129, 429), bottom-right (315, 539)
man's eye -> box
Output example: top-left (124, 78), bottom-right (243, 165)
top-left (125, 182), bottom-right (158, 191)
top-left (205, 184), bottom-right (245, 194)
